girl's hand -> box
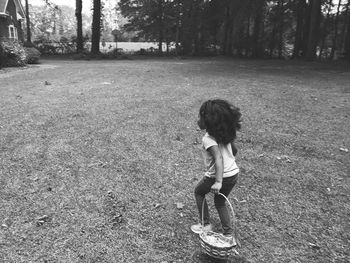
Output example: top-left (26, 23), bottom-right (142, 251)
top-left (211, 181), bottom-right (222, 194)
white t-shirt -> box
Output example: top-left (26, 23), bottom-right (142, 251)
top-left (201, 133), bottom-right (239, 178)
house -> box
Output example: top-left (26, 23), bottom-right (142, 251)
top-left (0, 0), bottom-right (25, 42)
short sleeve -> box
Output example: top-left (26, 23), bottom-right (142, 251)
top-left (202, 134), bottom-right (218, 150)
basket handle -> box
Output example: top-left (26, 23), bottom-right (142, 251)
top-left (201, 192), bottom-right (237, 243)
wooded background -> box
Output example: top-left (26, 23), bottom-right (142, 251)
top-left (24, 0), bottom-right (350, 60)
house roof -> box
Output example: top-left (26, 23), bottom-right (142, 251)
top-left (0, 0), bottom-right (25, 18)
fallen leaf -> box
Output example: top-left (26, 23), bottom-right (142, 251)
top-left (339, 147), bottom-right (348, 153)
top-left (276, 155), bottom-right (292, 163)
top-left (176, 202), bottom-right (184, 209)
top-left (1, 218), bottom-right (12, 228)
top-left (308, 242), bottom-right (321, 249)
top-left (37, 215), bottom-right (49, 222)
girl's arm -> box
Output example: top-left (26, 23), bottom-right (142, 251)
top-left (231, 142), bottom-right (238, 156)
top-left (208, 145), bottom-right (224, 194)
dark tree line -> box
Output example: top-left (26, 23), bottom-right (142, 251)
top-left (119, 0), bottom-right (350, 60)
top-left (23, 0), bottom-right (350, 59)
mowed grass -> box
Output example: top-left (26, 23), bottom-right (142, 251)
top-left (0, 58), bottom-right (349, 263)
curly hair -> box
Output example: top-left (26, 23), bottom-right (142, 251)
top-left (199, 99), bottom-right (242, 145)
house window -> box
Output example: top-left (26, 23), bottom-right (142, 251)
top-left (8, 25), bottom-right (18, 40)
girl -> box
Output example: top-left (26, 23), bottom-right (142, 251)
top-left (191, 99), bottom-right (241, 243)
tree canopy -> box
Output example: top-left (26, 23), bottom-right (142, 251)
top-left (22, 0), bottom-right (350, 60)
top-left (119, 0), bottom-right (350, 60)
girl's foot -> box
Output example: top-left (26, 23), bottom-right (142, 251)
top-left (190, 223), bottom-right (212, 234)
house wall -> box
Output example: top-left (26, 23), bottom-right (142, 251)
top-left (7, 0), bottom-right (17, 21)
top-left (0, 0), bottom-right (24, 42)
top-left (0, 16), bottom-right (9, 40)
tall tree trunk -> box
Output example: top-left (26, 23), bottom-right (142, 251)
top-left (25, 0), bottom-right (31, 44)
top-left (225, 1), bottom-right (237, 56)
top-left (180, 2), bottom-right (193, 54)
top-left (319, 0), bottom-right (333, 59)
top-left (236, 26), bottom-right (245, 56)
top-left (292, 0), bottom-right (305, 58)
top-left (193, 1), bottom-right (203, 55)
top-left (340, 1), bottom-right (349, 51)
top-left (245, 15), bottom-right (251, 56)
top-left (346, 1), bottom-right (350, 60)
top-left (225, 17), bottom-right (234, 55)
top-left (175, 3), bottom-right (181, 55)
top-left (157, 0), bottom-right (163, 54)
top-left (302, 1), bottom-right (312, 56)
top-left (252, 0), bottom-right (265, 58)
top-left (269, 18), bottom-right (277, 57)
top-left (306, 0), bottom-right (321, 59)
top-left (76, 0), bottom-right (83, 52)
top-left (91, 0), bottom-right (101, 54)
top-left (278, 0), bottom-right (284, 58)
top-left (222, 4), bottom-right (231, 55)
top-left (330, 0), bottom-right (342, 59)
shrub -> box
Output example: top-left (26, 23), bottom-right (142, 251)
top-left (72, 52), bottom-right (90, 60)
top-left (0, 40), bottom-right (27, 67)
top-left (24, 47), bottom-right (41, 64)
top-left (34, 35), bottom-right (88, 55)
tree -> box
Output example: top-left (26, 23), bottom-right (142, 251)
top-left (345, 0), bottom-right (350, 60)
top-left (277, 0), bottom-right (285, 58)
top-left (119, 0), bottom-right (179, 53)
top-left (25, 0), bottom-right (32, 44)
top-left (222, 0), bottom-right (234, 55)
top-left (340, 0), bottom-right (349, 51)
top-left (252, 0), bottom-right (266, 58)
top-left (306, 0), bottom-right (322, 59)
top-left (91, 0), bottom-right (102, 54)
top-left (330, 0), bottom-right (342, 59)
top-left (157, 0), bottom-right (164, 54)
top-left (76, 0), bottom-right (84, 52)
top-left (292, 0), bottom-right (307, 58)
top-left (319, 0), bottom-right (333, 59)
top-left (116, 0), bottom-right (348, 59)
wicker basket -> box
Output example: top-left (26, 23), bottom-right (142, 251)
top-left (199, 193), bottom-right (238, 259)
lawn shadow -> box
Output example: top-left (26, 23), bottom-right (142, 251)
top-left (191, 249), bottom-right (249, 263)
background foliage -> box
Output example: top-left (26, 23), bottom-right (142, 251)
top-left (2, 0), bottom-right (350, 67)
top-left (118, 0), bottom-right (350, 59)
top-left (0, 41), bottom-right (27, 67)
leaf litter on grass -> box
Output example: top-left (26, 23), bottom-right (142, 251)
top-left (0, 58), bottom-right (349, 262)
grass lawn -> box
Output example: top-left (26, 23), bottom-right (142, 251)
top-left (0, 58), bottom-right (349, 263)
